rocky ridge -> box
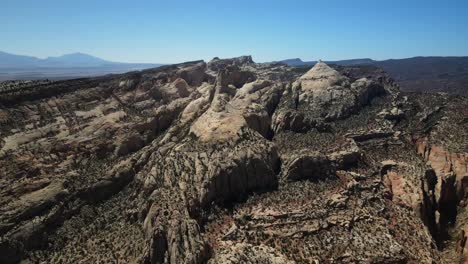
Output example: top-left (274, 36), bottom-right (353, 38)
top-left (0, 56), bottom-right (467, 263)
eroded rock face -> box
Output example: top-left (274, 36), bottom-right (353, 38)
top-left (417, 139), bottom-right (468, 202)
top-left (381, 161), bottom-right (425, 212)
top-left (293, 62), bottom-right (385, 121)
top-left (271, 62), bottom-right (386, 136)
top-left (208, 242), bottom-right (294, 264)
top-left (0, 58), bottom-right (465, 263)
top-left (207, 56), bottom-right (254, 72)
top-left (190, 79), bottom-right (276, 142)
top-left (282, 140), bottom-right (360, 181)
top-left (404, 93), bottom-right (468, 261)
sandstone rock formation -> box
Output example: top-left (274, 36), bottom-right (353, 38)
top-left (0, 57), bottom-right (466, 263)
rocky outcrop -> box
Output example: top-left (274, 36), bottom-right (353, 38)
top-left (190, 79), bottom-right (276, 141)
top-left (417, 139), bottom-right (468, 202)
top-left (216, 65), bottom-right (256, 90)
top-left (133, 66), bottom-right (283, 263)
top-left (282, 141), bottom-right (360, 181)
top-left (207, 56), bottom-right (254, 72)
top-left (0, 58), bottom-right (464, 263)
top-left (378, 107), bottom-right (404, 120)
top-left (208, 242), bottom-right (294, 264)
top-left (414, 137), bottom-right (468, 253)
top-left (381, 160), bottom-right (424, 211)
top-left (272, 62), bottom-right (386, 135)
top-left (282, 152), bottom-right (332, 181)
top-left (292, 61), bottom-right (386, 121)
top-left (176, 61), bottom-right (210, 86)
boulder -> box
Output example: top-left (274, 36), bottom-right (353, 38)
top-left (282, 152), bottom-right (332, 181)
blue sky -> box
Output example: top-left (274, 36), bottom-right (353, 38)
top-left (1, 0), bottom-right (467, 63)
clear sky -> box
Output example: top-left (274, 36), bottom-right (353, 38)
top-left (1, 0), bottom-right (467, 63)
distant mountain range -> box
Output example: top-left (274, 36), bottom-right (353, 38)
top-left (0, 51), bottom-right (162, 80)
top-left (275, 57), bottom-right (468, 95)
top-left (0, 51), bottom-right (161, 68)
top-left (2, 51), bottom-right (468, 95)
top-left (274, 58), bottom-right (375, 66)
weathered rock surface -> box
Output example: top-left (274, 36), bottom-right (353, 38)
top-left (0, 57), bottom-right (466, 263)
top-left (208, 242), bottom-right (294, 264)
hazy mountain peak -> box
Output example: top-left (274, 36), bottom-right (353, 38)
top-left (0, 51), bottom-right (41, 67)
top-left (0, 50), bottom-right (162, 73)
top-left (49, 52), bottom-right (104, 60)
top-left (44, 52), bottom-right (111, 66)
top-left (283, 58), bottom-right (303, 62)
top-left (276, 58), bottom-right (306, 66)
top-left (0, 50), bottom-right (162, 79)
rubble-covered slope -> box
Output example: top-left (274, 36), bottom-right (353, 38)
top-left (0, 56), bottom-right (466, 263)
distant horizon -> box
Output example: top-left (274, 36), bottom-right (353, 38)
top-left (2, 0), bottom-right (468, 64)
top-left (2, 49), bottom-right (468, 66)
top-left (3, 46), bottom-right (468, 65)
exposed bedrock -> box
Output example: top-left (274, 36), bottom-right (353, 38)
top-left (140, 135), bottom-right (280, 263)
top-left (0, 158), bottom-right (139, 264)
top-left (137, 61), bottom-right (284, 263)
top-left (272, 61), bottom-right (386, 135)
top-left (207, 242), bottom-right (294, 264)
top-left (293, 62), bottom-right (386, 121)
top-left (282, 140), bottom-right (360, 181)
top-left (416, 139), bottom-right (468, 203)
top-left (0, 61), bottom-right (216, 263)
top-left (414, 137), bottom-right (468, 251)
top-left (1, 57), bottom-right (465, 263)
top-left (207, 56), bottom-right (254, 72)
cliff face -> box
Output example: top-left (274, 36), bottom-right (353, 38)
top-left (0, 57), bottom-right (466, 263)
